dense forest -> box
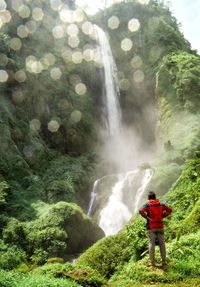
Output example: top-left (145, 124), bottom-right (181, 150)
top-left (0, 0), bottom-right (200, 286)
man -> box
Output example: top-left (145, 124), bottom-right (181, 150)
top-left (139, 191), bottom-right (172, 268)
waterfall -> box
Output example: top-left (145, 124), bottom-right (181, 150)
top-left (87, 26), bottom-right (153, 236)
top-left (95, 25), bottom-right (121, 136)
top-left (87, 179), bottom-right (99, 218)
top-left (98, 169), bottom-right (153, 236)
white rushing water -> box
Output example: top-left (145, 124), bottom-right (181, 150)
top-left (87, 26), bottom-right (153, 236)
top-left (95, 25), bottom-right (121, 136)
top-left (99, 169), bottom-right (153, 236)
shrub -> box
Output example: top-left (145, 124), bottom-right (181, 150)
top-left (126, 216), bottom-right (148, 260)
top-left (0, 241), bottom-right (27, 270)
top-left (2, 219), bottom-right (27, 251)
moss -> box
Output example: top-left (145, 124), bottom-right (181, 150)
top-left (76, 230), bottom-right (132, 279)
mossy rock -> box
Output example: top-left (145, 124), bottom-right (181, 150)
top-left (27, 201), bottom-right (104, 262)
top-left (56, 267), bottom-right (106, 287)
top-left (76, 230), bottom-right (132, 279)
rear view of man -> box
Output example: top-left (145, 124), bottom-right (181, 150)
top-left (139, 191), bottom-right (172, 268)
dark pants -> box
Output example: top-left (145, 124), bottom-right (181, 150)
top-left (148, 229), bottom-right (166, 265)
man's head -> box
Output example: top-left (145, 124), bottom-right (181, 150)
top-left (148, 191), bottom-right (156, 200)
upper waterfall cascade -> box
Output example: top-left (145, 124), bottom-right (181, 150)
top-left (95, 25), bottom-right (121, 136)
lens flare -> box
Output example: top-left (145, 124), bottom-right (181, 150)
top-left (0, 10), bottom-right (11, 23)
top-left (30, 119), bottom-right (41, 131)
top-left (108, 16), bottom-right (120, 30)
top-left (9, 38), bottom-right (22, 51)
top-left (66, 23), bottom-right (79, 36)
top-left (17, 25), bottom-right (29, 38)
top-left (18, 5), bottom-right (31, 18)
top-left (0, 69), bottom-right (8, 82)
top-left (72, 51), bottom-right (83, 64)
top-left (48, 120), bottom-right (60, 132)
top-left (119, 78), bottom-right (130, 90)
top-left (133, 69), bottom-right (145, 83)
top-left (12, 89), bottom-right (25, 104)
top-left (131, 55), bottom-right (143, 69)
top-left (14, 70), bottom-right (27, 82)
top-left (82, 21), bottom-right (94, 35)
top-left (50, 0), bottom-right (62, 11)
top-left (50, 67), bottom-right (62, 80)
top-left (68, 36), bottom-right (79, 48)
top-left (52, 25), bottom-right (65, 39)
top-left (0, 54), bottom-right (8, 66)
top-left (70, 110), bottom-right (82, 123)
top-left (32, 7), bottom-right (44, 21)
top-left (128, 18), bottom-right (140, 32)
top-left (60, 8), bottom-right (74, 23)
top-left (25, 20), bottom-right (37, 34)
top-left (121, 38), bottom-right (133, 51)
top-left (75, 83), bottom-right (87, 95)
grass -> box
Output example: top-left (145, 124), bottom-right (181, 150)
top-left (107, 277), bottom-right (200, 287)
top-left (0, 269), bottom-right (81, 287)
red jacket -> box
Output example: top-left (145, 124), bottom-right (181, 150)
top-left (139, 199), bottom-right (172, 230)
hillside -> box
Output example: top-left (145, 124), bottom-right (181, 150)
top-left (0, 0), bottom-right (200, 286)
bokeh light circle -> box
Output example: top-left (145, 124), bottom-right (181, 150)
top-left (32, 7), bottom-right (44, 21)
top-left (0, 54), bottom-right (8, 66)
top-left (128, 18), bottom-right (140, 32)
top-left (70, 110), bottom-right (82, 123)
top-left (9, 38), bottom-right (22, 51)
top-left (75, 83), bottom-right (87, 95)
top-left (121, 38), bottom-right (133, 51)
top-left (131, 55), bottom-right (143, 69)
top-left (17, 25), bottom-right (29, 38)
top-left (48, 120), bottom-right (60, 132)
top-left (0, 69), bottom-right (8, 82)
top-left (108, 16), bottom-right (120, 30)
top-left (133, 69), bottom-right (145, 83)
top-left (30, 119), bottom-right (41, 131)
top-left (50, 67), bottom-right (62, 80)
top-left (52, 25), bottom-right (65, 39)
top-left (14, 70), bottom-right (27, 82)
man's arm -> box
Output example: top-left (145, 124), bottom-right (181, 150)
top-left (162, 205), bottom-right (172, 217)
top-left (139, 204), bottom-right (149, 219)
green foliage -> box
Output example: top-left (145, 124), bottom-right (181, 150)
top-left (76, 230), bottom-right (131, 279)
top-left (32, 262), bottom-right (106, 287)
top-left (126, 216), bottom-right (148, 260)
top-left (42, 155), bottom-right (94, 205)
top-left (57, 266), bottom-right (106, 287)
top-left (0, 269), bottom-right (81, 287)
top-left (157, 52), bottom-right (200, 110)
top-left (0, 181), bottom-right (9, 205)
top-left (33, 262), bottom-right (74, 277)
top-left (46, 179), bottom-right (74, 203)
top-left (2, 219), bottom-right (27, 251)
top-left (0, 240), bottom-right (27, 270)
top-left (47, 257), bottom-right (65, 264)
top-left (165, 158), bottom-right (200, 238)
top-left (110, 232), bottom-right (200, 286)
top-left (27, 201), bottom-right (103, 262)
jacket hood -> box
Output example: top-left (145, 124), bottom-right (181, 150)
top-left (148, 199), bottom-right (160, 205)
